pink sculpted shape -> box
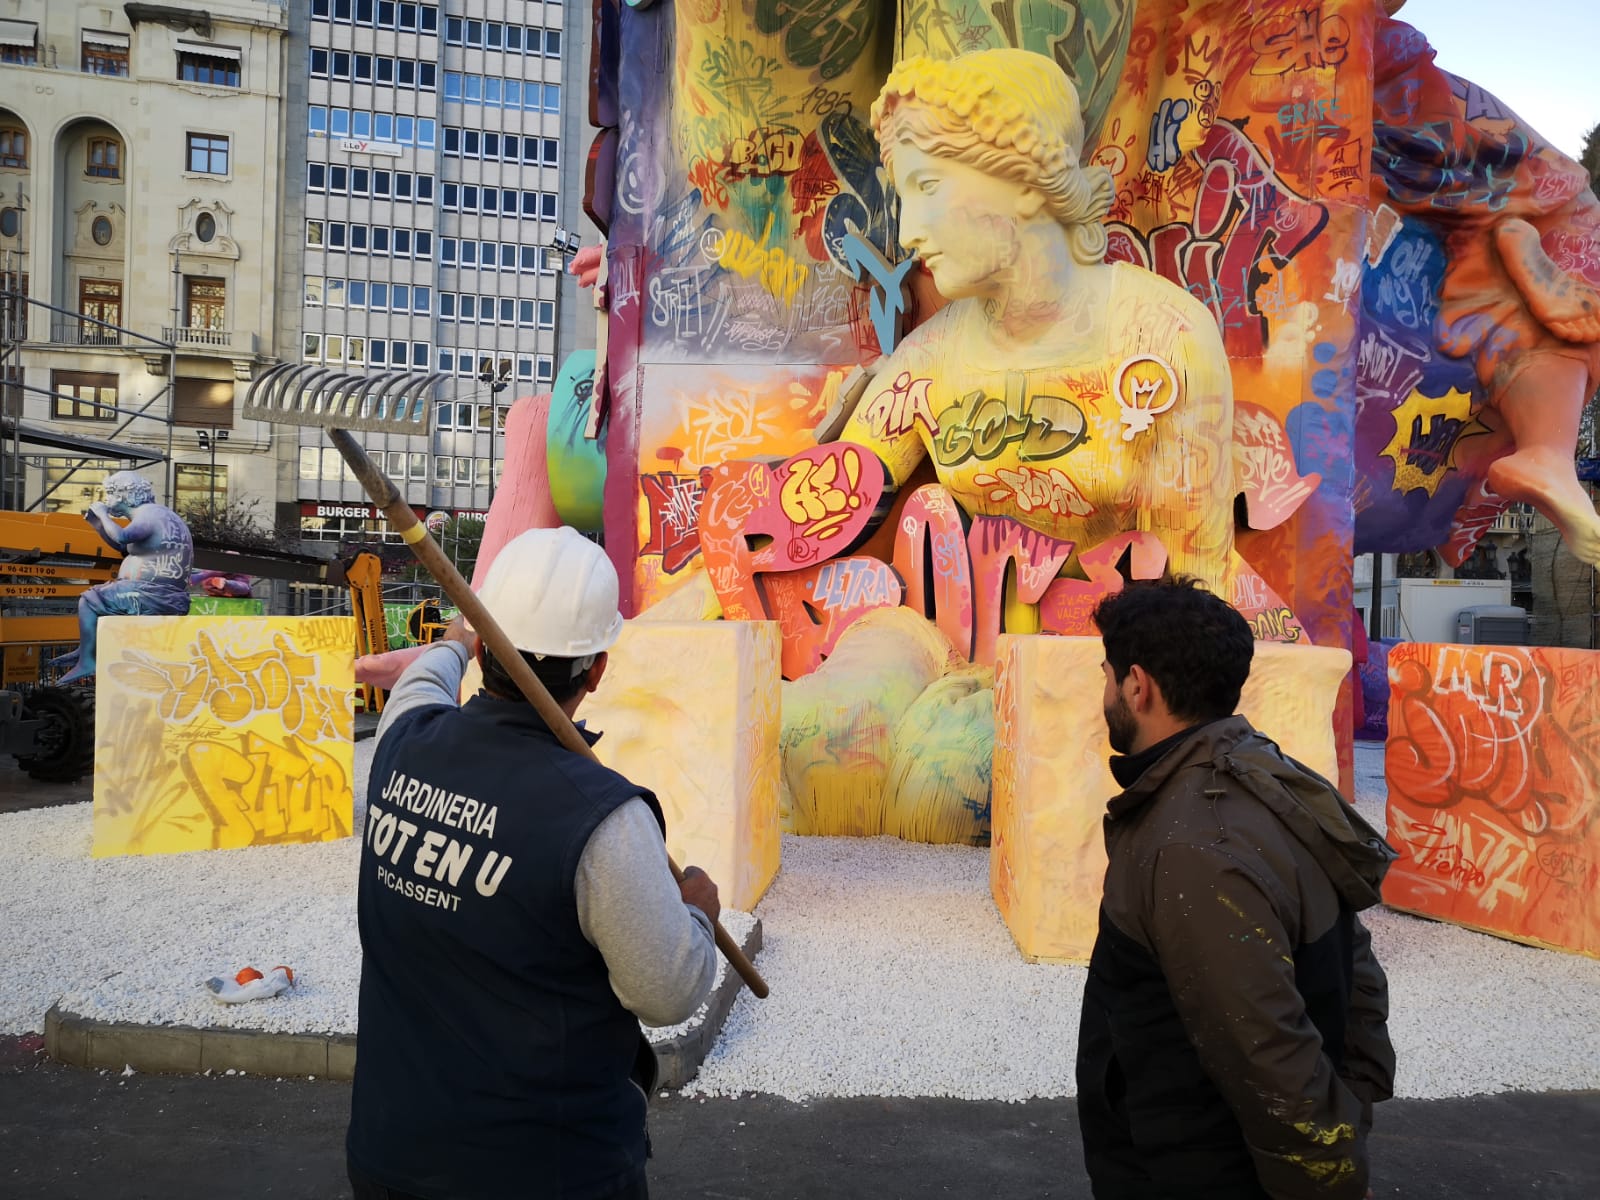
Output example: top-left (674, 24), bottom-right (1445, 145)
top-left (764, 557), bottom-right (904, 679)
top-left (1039, 532), bottom-right (1168, 636)
top-left (892, 483), bottom-right (975, 660)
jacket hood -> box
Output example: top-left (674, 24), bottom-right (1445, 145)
top-left (1115, 716), bottom-right (1398, 910)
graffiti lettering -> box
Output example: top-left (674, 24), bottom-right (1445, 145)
top-left (1248, 606), bottom-right (1303, 643)
top-left (859, 372), bottom-right (937, 439)
top-left (1147, 97), bottom-right (1191, 172)
top-left (1276, 96), bottom-right (1350, 144)
top-left (763, 557), bottom-right (903, 678)
top-left (108, 630), bottom-right (346, 741)
top-left (725, 126), bottom-right (804, 179)
top-left (705, 213), bottom-right (809, 306)
top-left (932, 374), bottom-right (1088, 467)
top-left (641, 472), bottom-right (705, 574)
top-left (778, 448), bottom-right (866, 542)
top-left (183, 732), bottom-right (352, 846)
top-left (687, 156), bottom-right (729, 210)
top-left (973, 466), bottom-right (1096, 520)
top-left (1250, 5), bottom-right (1351, 76)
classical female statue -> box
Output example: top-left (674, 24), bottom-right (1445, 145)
top-left (838, 48), bottom-right (1270, 602)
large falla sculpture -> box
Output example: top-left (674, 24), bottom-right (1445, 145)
top-left (359, 4), bottom-right (1600, 947)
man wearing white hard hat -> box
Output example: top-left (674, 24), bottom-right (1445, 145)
top-left (347, 527), bottom-right (720, 1200)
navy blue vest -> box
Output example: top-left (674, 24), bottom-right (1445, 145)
top-left (347, 694), bottom-right (665, 1200)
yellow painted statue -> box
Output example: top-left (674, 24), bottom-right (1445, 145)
top-left (841, 48), bottom-right (1276, 608)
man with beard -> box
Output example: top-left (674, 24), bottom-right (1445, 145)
top-left (1077, 578), bottom-right (1397, 1200)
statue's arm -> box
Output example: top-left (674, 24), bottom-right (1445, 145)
top-left (84, 504), bottom-right (129, 549)
top-left (1144, 300), bottom-right (1237, 589)
top-left (831, 342), bottom-right (937, 488)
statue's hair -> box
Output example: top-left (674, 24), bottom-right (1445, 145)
top-left (871, 50), bottom-right (1115, 267)
top-left (104, 471), bottom-right (156, 507)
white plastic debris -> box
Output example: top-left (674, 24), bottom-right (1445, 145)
top-left (206, 965), bottom-right (295, 1005)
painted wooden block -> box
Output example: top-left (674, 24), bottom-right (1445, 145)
top-left (584, 620), bottom-right (782, 911)
top-left (93, 617), bottom-right (356, 857)
top-left (992, 635), bottom-right (1350, 963)
top-left (1385, 643), bottom-right (1600, 959)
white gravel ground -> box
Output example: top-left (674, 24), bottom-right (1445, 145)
top-left (5, 741), bottom-right (1599, 1102)
top-left (687, 743), bottom-right (1600, 1102)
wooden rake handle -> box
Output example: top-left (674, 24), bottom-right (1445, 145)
top-left (329, 429), bottom-right (768, 999)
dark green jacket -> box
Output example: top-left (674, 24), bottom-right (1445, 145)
top-left (1077, 717), bottom-right (1397, 1200)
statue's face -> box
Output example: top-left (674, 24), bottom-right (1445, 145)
top-left (102, 483), bottom-right (136, 517)
top-left (892, 141), bottom-right (1034, 300)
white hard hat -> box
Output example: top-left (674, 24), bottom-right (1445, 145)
top-left (471, 527), bottom-right (623, 658)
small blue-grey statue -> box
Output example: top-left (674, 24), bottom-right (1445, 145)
top-left (57, 471), bottom-right (193, 683)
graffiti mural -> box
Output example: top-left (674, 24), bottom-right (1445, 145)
top-left (92, 618), bottom-right (356, 857)
top-left (1386, 643), bottom-right (1600, 958)
top-left (1356, 12), bottom-right (1600, 567)
top-left (402, 0), bottom-right (1600, 846)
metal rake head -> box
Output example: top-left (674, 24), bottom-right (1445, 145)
top-left (243, 363), bottom-right (444, 435)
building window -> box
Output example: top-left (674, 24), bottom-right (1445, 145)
top-left (52, 371), bottom-right (118, 421)
top-left (0, 22), bottom-right (37, 65)
top-left (173, 376), bottom-right (234, 427)
top-left (78, 279), bottom-right (122, 337)
top-left (306, 220), bottom-right (325, 248)
top-left (186, 133), bottom-right (229, 175)
top-left (184, 277), bottom-right (226, 330)
top-left (303, 333), bottom-right (321, 360)
top-left (0, 126), bottom-right (25, 168)
top-left (176, 463), bottom-right (229, 514)
top-left (39, 461), bottom-right (109, 515)
top-left (177, 48), bottom-right (241, 88)
top-left (86, 137), bottom-right (121, 179)
top-left (81, 33), bottom-right (130, 76)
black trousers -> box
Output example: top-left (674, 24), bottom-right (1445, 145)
top-left (349, 1162), bottom-right (649, 1200)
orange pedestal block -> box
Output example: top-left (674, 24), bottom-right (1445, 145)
top-left (1385, 643), bottom-right (1600, 958)
top-left (583, 620), bottom-right (782, 911)
top-left (992, 636), bottom-right (1351, 963)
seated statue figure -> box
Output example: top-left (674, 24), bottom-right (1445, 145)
top-left (58, 471), bottom-right (192, 684)
top-left (837, 48), bottom-right (1265, 604)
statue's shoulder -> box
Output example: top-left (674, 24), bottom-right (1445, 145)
top-left (1107, 260), bottom-right (1223, 347)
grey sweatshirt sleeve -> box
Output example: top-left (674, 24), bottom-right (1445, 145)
top-left (376, 642), bottom-right (469, 742)
top-left (575, 798), bottom-right (718, 1027)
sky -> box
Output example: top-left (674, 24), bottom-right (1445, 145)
top-left (1394, 0), bottom-right (1598, 158)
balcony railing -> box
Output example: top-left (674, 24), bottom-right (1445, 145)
top-left (163, 326), bottom-right (258, 356)
top-left (49, 319), bottom-right (123, 346)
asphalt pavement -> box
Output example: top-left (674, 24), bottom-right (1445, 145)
top-left (3, 1037), bottom-right (1597, 1199)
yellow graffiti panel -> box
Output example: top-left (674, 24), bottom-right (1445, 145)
top-left (92, 617), bottom-right (356, 858)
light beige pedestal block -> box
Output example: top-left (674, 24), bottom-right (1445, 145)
top-left (991, 636), bottom-right (1351, 963)
top-left (584, 620), bottom-right (782, 911)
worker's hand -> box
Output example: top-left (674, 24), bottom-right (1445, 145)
top-left (678, 866), bottom-right (721, 925)
top-left (441, 615), bottom-right (478, 656)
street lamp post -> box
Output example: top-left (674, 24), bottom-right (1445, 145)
top-left (196, 426), bottom-right (228, 527)
top-left (547, 226), bottom-right (582, 397)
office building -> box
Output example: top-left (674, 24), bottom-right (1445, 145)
top-left (286, 0), bottom-right (584, 547)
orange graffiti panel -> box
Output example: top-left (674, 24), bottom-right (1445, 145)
top-left (1385, 643), bottom-right (1600, 958)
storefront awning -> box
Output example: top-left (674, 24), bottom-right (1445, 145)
top-left (1, 417), bottom-right (166, 464)
top-left (0, 19), bottom-right (36, 47)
